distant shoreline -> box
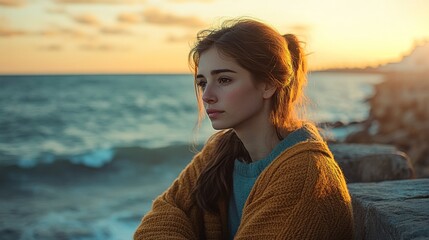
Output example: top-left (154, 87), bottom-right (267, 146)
top-left (0, 72), bottom-right (193, 77)
top-left (0, 70), bottom-right (387, 77)
top-left (311, 68), bottom-right (387, 74)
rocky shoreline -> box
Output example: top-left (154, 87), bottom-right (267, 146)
top-left (343, 72), bottom-right (429, 178)
top-left (321, 71), bottom-right (429, 239)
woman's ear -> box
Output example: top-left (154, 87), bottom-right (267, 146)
top-left (262, 82), bottom-right (277, 99)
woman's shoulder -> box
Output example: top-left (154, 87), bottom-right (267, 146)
top-left (270, 139), bottom-right (349, 194)
top-left (269, 140), bottom-right (332, 171)
top-left (277, 139), bottom-right (338, 171)
top-left (275, 121), bottom-right (333, 165)
top-left (262, 137), bottom-right (342, 186)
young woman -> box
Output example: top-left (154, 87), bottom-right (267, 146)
top-left (134, 19), bottom-right (353, 239)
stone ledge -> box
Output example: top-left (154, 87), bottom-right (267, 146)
top-left (348, 178), bottom-right (429, 240)
top-left (329, 143), bottom-right (415, 183)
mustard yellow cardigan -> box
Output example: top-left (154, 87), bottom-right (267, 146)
top-left (134, 137), bottom-right (353, 239)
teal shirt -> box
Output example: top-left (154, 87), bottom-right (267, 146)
top-left (227, 126), bottom-right (317, 239)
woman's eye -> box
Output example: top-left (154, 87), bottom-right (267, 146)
top-left (218, 77), bottom-right (231, 84)
top-left (197, 80), bottom-right (207, 89)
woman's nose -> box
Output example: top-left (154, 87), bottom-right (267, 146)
top-left (202, 84), bottom-right (217, 104)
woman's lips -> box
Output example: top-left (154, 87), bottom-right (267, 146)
top-left (206, 109), bottom-right (224, 119)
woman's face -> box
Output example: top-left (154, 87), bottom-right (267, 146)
top-left (196, 47), bottom-right (270, 131)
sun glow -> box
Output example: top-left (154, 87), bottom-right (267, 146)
top-left (0, 0), bottom-right (428, 74)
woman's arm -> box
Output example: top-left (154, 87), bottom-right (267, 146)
top-left (133, 150), bottom-right (208, 240)
top-left (235, 148), bottom-right (353, 240)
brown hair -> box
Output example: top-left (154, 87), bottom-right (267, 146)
top-left (189, 19), bottom-right (308, 212)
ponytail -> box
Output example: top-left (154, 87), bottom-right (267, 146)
top-left (192, 130), bottom-right (250, 212)
top-left (283, 34), bottom-right (307, 103)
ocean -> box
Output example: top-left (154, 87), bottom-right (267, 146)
top-left (0, 72), bottom-right (383, 168)
top-left (0, 72), bottom-right (383, 239)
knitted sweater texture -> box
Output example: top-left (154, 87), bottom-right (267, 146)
top-left (134, 134), bottom-right (354, 240)
top-left (228, 126), bottom-right (318, 238)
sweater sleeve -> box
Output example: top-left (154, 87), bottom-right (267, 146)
top-left (133, 150), bottom-right (209, 240)
top-left (235, 149), bottom-right (354, 240)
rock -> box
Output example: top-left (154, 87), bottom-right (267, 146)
top-left (377, 41), bottom-right (429, 73)
top-left (318, 121), bottom-right (346, 129)
top-left (329, 143), bottom-right (414, 183)
top-left (346, 73), bottom-right (429, 178)
top-left (348, 178), bottom-right (429, 240)
top-left (345, 130), bottom-right (373, 144)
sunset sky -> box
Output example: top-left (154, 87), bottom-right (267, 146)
top-left (0, 0), bottom-right (428, 74)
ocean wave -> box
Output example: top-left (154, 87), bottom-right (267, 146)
top-left (3, 143), bottom-right (200, 170)
top-left (15, 148), bottom-right (114, 169)
top-left (0, 144), bottom-right (198, 200)
top-left (69, 148), bottom-right (114, 168)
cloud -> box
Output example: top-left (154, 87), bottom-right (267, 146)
top-left (73, 13), bottom-right (100, 26)
top-left (0, 16), bottom-right (7, 25)
top-left (117, 13), bottom-right (142, 24)
top-left (55, 0), bottom-right (145, 4)
top-left (0, 26), bottom-right (27, 37)
top-left (0, 17), bottom-right (33, 38)
top-left (143, 8), bottom-right (205, 28)
top-left (38, 25), bottom-right (94, 40)
top-left (166, 33), bottom-right (194, 43)
top-left (169, 0), bottom-right (214, 3)
top-left (39, 44), bottom-right (63, 51)
top-left (0, 21), bottom-right (90, 39)
top-left (46, 6), bottom-right (68, 14)
top-left (0, 0), bottom-right (25, 7)
top-left (36, 25), bottom-right (127, 51)
top-left (79, 42), bottom-right (119, 51)
top-left (99, 25), bottom-right (131, 35)
top-left (287, 24), bottom-right (312, 36)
